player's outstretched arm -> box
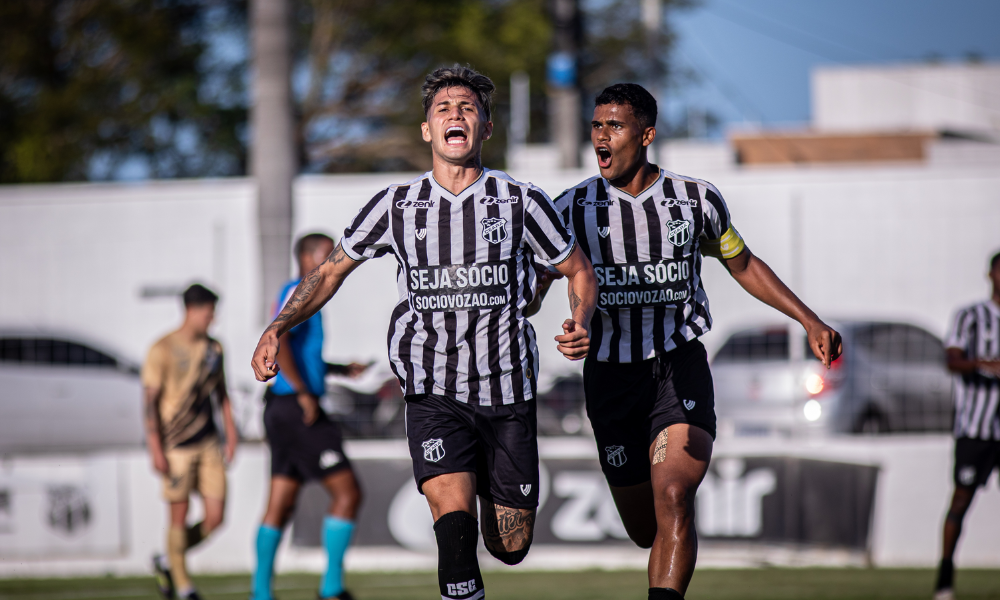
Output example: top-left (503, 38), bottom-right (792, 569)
top-left (251, 243), bottom-right (362, 382)
top-left (723, 247), bottom-right (842, 368)
top-left (552, 246), bottom-right (598, 360)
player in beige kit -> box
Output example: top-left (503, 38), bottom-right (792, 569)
top-left (143, 284), bottom-right (238, 600)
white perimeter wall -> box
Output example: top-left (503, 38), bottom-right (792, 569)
top-left (1, 436), bottom-right (998, 576)
top-left (1, 162), bottom-right (999, 401)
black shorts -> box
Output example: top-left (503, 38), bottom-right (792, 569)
top-left (584, 339), bottom-right (716, 488)
top-left (954, 437), bottom-right (1000, 488)
top-left (404, 393), bottom-right (539, 509)
top-left (263, 391), bottom-right (352, 482)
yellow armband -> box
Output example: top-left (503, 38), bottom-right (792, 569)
top-left (700, 225), bottom-right (746, 259)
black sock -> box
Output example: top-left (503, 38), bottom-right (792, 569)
top-left (434, 511), bottom-right (484, 600)
top-left (936, 558), bottom-right (954, 591)
top-left (649, 587), bottom-right (684, 600)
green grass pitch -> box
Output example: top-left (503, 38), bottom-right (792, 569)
top-left (1, 569), bottom-right (999, 600)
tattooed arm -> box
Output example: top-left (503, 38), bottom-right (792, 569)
top-left (251, 243), bottom-right (363, 382)
top-left (553, 245), bottom-right (598, 360)
top-left (143, 386), bottom-right (169, 476)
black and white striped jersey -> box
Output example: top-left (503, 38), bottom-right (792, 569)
top-left (553, 168), bottom-right (745, 363)
top-left (945, 300), bottom-right (1000, 440)
top-left (341, 169), bottom-right (576, 405)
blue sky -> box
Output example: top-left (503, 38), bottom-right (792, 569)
top-left (667, 0), bottom-right (1000, 133)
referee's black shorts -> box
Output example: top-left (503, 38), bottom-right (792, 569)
top-left (584, 339), bottom-right (716, 488)
top-left (404, 393), bottom-right (539, 510)
top-left (954, 437), bottom-right (1000, 488)
top-left (263, 389), bottom-right (352, 482)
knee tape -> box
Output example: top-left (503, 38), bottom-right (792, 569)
top-left (434, 511), bottom-right (484, 600)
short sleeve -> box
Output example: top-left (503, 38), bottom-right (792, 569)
top-left (341, 189), bottom-right (393, 261)
top-left (141, 342), bottom-right (165, 390)
top-left (700, 182), bottom-right (732, 241)
top-left (523, 187), bottom-right (576, 265)
top-left (945, 308), bottom-right (973, 352)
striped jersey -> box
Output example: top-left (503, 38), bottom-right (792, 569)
top-left (341, 169), bottom-right (576, 405)
top-left (945, 300), bottom-right (1000, 440)
top-left (553, 167), bottom-right (745, 363)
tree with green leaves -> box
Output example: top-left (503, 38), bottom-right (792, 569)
top-left (0, 0), bottom-right (246, 183)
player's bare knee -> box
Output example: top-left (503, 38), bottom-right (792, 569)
top-left (625, 524), bottom-right (655, 549)
top-left (658, 482), bottom-right (695, 518)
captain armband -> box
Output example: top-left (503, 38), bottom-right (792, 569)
top-left (700, 225), bottom-right (746, 260)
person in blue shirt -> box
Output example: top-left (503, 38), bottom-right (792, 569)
top-left (252, 233), bottom-right (367, 600)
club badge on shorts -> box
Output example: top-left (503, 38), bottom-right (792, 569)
top-left (605, 445), bottom-right (627, 467)
top-left (422, 438), bottom-right (445, 463)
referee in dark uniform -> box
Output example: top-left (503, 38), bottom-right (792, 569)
top-left (251, 65), bottom-right (598, 600)
top-left (933, 251), bottom-right (1000, 600)
top-left (548, 83), bottom-right (841, 600)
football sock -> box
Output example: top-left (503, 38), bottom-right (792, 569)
top-left (252, 524), bottom-right (283, 600)
top-left (434, 511), bottom-right (485, 600)
top-left (319, 516), bottom-right (355, 598)
top-left (649, 587), bottom-right (684, 600)
top-left (185, 521), bottom-right (208, 549)
top-left (936, 558), bottom-right (955, 590)
top-left (167, 525), bottom-right (193, 592)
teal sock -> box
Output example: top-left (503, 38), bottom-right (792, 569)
top-left (319, 516), bottom-right (355, 598)
top-left (253, 524), bottom-right (282, 600)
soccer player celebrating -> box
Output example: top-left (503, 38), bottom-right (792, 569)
top-left (250, 65), bottom-right (598, 600)
top-left (144, 284), bottom-right (238, 600)
top-left (251, 233), bottom-right (368, 600)
top-left (549, 84), bottom-right (841, 600)
top-left (933, 251), bottom-right (1000, 600)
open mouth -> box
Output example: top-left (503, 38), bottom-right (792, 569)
top-left (596, 145), bottom-right (612, 169)
top-left (445, 125), bottom-right (468, 146)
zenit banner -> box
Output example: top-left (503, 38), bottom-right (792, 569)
top-left (290, 454), bottom-right (878, 551)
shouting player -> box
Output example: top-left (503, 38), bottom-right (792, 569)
top-left (933, 251), bottom-right (1000, 600)
top-left (250, 65), bottom-right (598, 600)
top-left (252, 233), bottom-right (368, 600)
top-left (144, 284), bottom-right (238, 600)
top-left (549, 84), bottom-right (841, 600)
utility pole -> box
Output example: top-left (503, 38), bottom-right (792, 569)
top-left (642, 0), bottom-right (663, 158)
top-left (250, 0), bottom-right (295, 321)
top-left (548, 0), bottom-right (581, 169)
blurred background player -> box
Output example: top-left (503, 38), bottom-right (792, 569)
top-left (251, 65), bottom-right (597, 600)
top-left (934, 251), bottom-right (1000, 600)
top-left (144, 284), bottom-right (238, 600)
top-left (251, 233), bottom-right (367, 600)
top-left (549, 84), bottom-right (841, 600)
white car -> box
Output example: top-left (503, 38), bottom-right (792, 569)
top-left (712, 321), bottom-right (953, 437)
top-left (0, 331), bottom-right (144, 453)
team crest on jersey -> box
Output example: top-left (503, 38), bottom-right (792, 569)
top-left (683, 399), bottom-right (696, 411)
top-left (422, 438), bottom-right (445, 463)
top-left (520, 484), bottom-right (532, 496)
top-left (481, 217), bottom-right (508, 244)
top-left (605, 445), bottom-right (627, 467)
top-left (666, 220), bottom-right (692, 247)
top-left (415, 228), bottom-right (427, 240)
top-left (598, 226), bottom-right (610, 238)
